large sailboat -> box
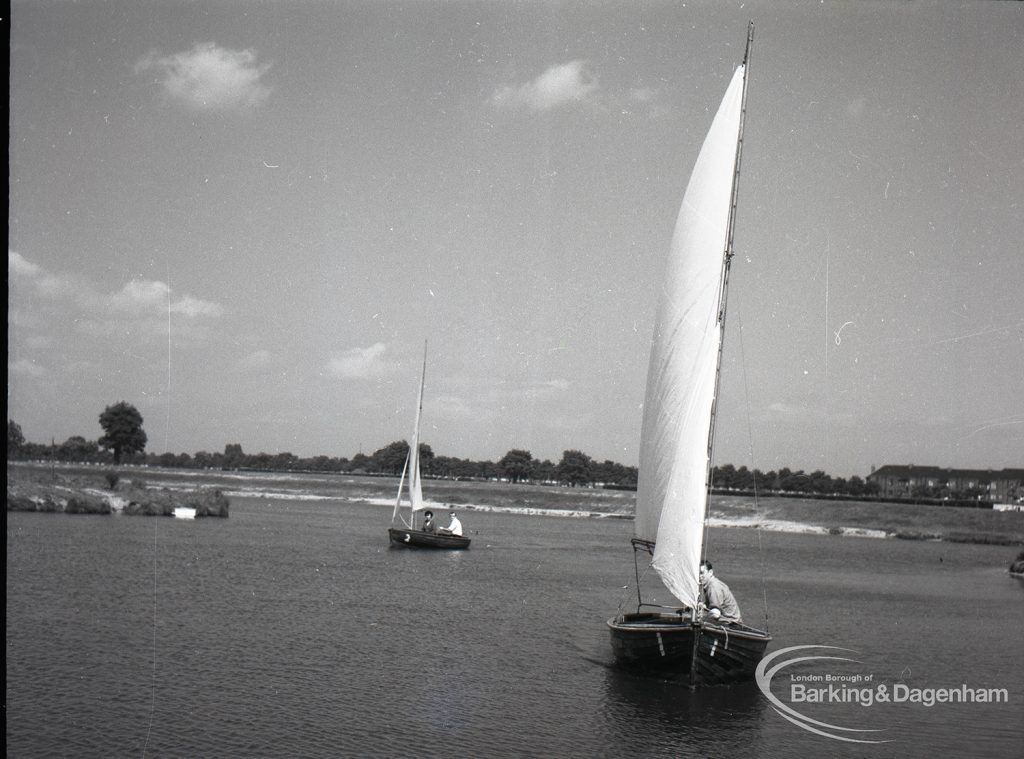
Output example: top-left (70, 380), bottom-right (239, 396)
top-left (387, 346), bottom-right (471, 550)
top-left (607, 24), bottom-right (770, 685)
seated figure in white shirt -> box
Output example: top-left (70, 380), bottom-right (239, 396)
top-left (439, 511), bottom-right (463, 536)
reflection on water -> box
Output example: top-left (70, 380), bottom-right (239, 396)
top-left (601, 667), bottom-right (770, 756)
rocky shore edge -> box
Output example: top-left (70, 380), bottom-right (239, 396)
top-left (7, 473), bottom-right (229, 518)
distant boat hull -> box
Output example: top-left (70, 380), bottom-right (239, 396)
top-left (607, 612), bottom-right (770, 685)
top-left (388, 527), bottom-right (471, 550)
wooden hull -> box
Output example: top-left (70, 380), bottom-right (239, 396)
top-left (607, 612), bottom-right (770, 685)
top-left (388, 527), bottom-right (470, 550)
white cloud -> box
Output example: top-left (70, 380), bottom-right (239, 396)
top-left (9, 254), bottom-right (225, 324)
top-left (170, 294), bottom-right (226, 318)
top-left (109, 280), bottom-right (170, 312)
top-left (9, 358), bottom-right (47, 377)
top-left (491, 60), bottom-right (598, 111)
top-left (135, 42), bottom-right (272, 111)
top-left (328, 343), bottom-right (390, 379)
top-left (9, 250), bottom-right (41, 277)
top-left (514, 378), bottom-right (571, 400)
top-left (9, 250), bottom-right (70, 297)
top-left (107, 280), bottom-right (225, 319)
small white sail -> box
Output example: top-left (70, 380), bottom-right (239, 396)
top-left (393, 344), bottom-right (428, 527)
top-left (408, 347), bottom-right (426, 514)
top-left (635, 65), bottom-right (746, 610)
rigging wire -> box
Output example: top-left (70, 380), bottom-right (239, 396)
top-left (734, 295), bottom-right (770, 632)
top-left (617, 546), bottom-right (660, 615)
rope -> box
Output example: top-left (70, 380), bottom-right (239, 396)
top-left (735, 293), bottom-right (770, 633)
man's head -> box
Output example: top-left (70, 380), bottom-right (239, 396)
top-left (699, 561), bottom-right (714, 583)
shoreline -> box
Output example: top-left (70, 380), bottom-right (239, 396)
top-left (8, 461), bottom-right (1022, 545)
top-left (6, 465), bottom-right (229, 518)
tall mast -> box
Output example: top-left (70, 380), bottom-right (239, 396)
top-left (704, 20), bottom-right (753, 548)
top-left (691, 21), bottom-right (754, 688)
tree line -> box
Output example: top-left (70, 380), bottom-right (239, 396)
top-left (7, 402), bottom-right (879, 496)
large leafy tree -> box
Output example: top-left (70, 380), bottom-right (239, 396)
top-left (557, 449), bottom-right (594, 487)
top-left (98, 402), bottom-right (147, 464)
top-left (223, 443), bottom-right (245, 469)
top-left (8, 419), bottom-right (25, 455)
top-left (498, 449), bottom-right (535, 483)
top-left (373, 440), bottom-right (434, 475)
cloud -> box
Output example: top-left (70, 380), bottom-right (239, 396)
top-left (328, 343), bottom-right (390, 379)
top-left (9, 250), bottom-right (40, 277)
top-left (9, 250), bottom-right (70, 297)
top-left (9, 358), bottom-right (47, 378)
top-left (169, 294), bottom-right (226, 318)
top-left (9, 252), bottom-right (226, 327)
top-left (513, 378), bottom-right (571, 400)
top-left (135, 42), bottom-right (272, 111)
top-left (109, 280), bottom-right (170, 312)
top-left (491, 60), bottom-right (598, 111)
top-left (107, 280), bottom-right (225, 318)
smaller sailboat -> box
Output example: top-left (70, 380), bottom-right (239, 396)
top-left (387, 345), bottom-right (470, 550)
top-left (607, 23), bottom-right (770, 686)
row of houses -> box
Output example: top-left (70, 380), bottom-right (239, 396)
top-left (866, 465), bottom-right (1024, 504)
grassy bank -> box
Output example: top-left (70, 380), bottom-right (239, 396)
top-left (7, 463), bottom-right (229, 517)
top-left (9, 462), bottom-right (1022, 544)
top-left (711, 495), bottom-right (1024, 546)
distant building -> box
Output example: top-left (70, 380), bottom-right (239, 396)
top-left (867, 465), bottom-right (1024, 503)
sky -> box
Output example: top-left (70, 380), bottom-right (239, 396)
top-left (8, 1), bottom-right (1023, 479)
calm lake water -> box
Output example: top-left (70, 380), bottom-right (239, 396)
top-left (6, 476), bottom-right (1023, 757)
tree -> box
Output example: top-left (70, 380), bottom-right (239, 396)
top-left (498, 449), bottom-right (535, 483)
top-left (8, 419), bottom-right (25, 456)
top-left (223, 443), bottom-right (245, 469)
top-left (98, 402), bottom-right (147, 464)
top-left (373, 441), bottom-right (411, 474)
top-left (557, 449), bottom-right (594, 487)
top-left (373, 441), bottom-right (434, 475)
top-left (58, 436), bottom-right (100, 461)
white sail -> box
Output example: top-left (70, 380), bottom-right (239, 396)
top-left (407, 359), bottom-right (425, 513)
top-left (635, 65), bottom-right (746, 609)
top-left (392, 346), bottom-right (427, 526)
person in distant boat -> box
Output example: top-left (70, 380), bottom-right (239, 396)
top-left (439, 511), bottom-right (463, 536)
top-left (422, 511), bottom-right (436, 533)
top-left (699, 561), bottom-right (742, 624)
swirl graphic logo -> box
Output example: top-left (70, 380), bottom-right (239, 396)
top-left (755, 645), bottom-right (891, 744)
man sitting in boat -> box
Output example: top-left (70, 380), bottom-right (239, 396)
top-left (439, 511), bottom-right (463, 536)
top-left (699, 561), bottom-right (742, 624)
top-left (422, 511), bottom-right (436, 532)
